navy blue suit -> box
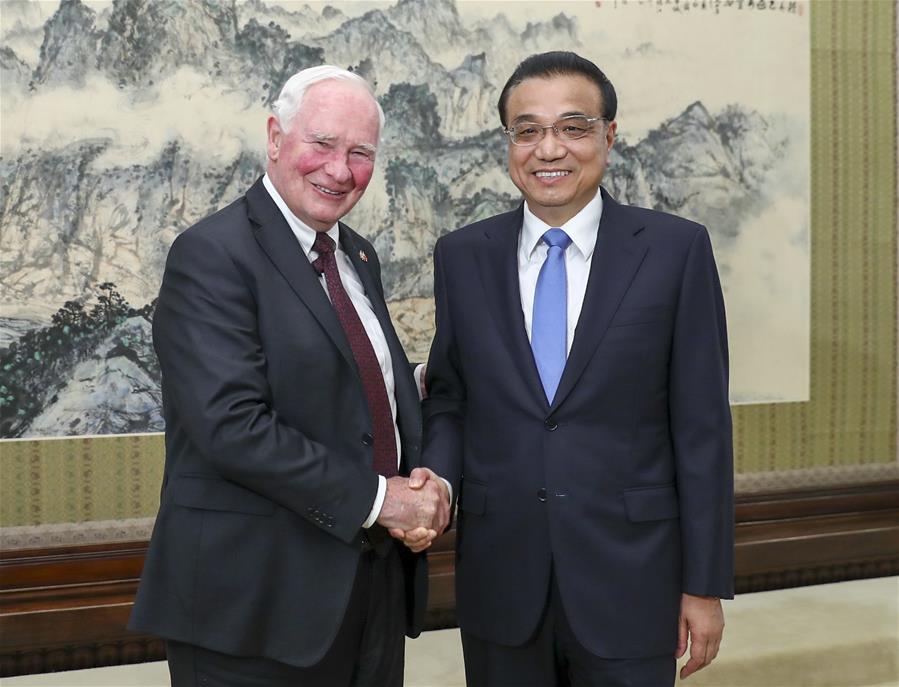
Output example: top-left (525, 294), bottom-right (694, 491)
top-left (423, 188), bottom-right (734, 660)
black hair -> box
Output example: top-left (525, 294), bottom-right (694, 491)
top-left (497, 51), bottom-right (617, 127)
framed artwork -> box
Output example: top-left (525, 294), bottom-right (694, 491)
top-left (1, 0), bottom-right (810, 442)
top-left (0, 1), bottom-right (894, 546)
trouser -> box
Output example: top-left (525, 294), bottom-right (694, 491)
top-left (167, 544), bottom-right (405, 687)
top-left (461, 573), bottom-right (675, 687)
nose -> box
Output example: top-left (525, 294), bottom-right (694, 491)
top-left (534, 129), bottom-right (566, 161)
top-left (323, 156), bottom-right (352, 184)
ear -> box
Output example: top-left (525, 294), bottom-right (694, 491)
top-left (267, 116), bottom-right (282, 162)
top-left (605, 120), bottom-right (617, 153)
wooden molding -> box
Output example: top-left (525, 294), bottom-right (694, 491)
top-left (733, 480), bottom-right (899, 592)
top-left (2, 481), bottom-right (897, 676)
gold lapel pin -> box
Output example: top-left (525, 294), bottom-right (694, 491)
top-left (359, 250), bottom-right (368, 262)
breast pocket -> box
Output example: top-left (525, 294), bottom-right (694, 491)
top-left (609, 305), bottom-right (668, 328)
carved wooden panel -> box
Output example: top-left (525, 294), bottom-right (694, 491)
top-left (2, 482), bottom-right (897, 676)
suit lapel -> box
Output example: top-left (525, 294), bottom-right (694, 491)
top-left (550, 189), bottom-right (648, 411)
top-left (339, 226), bottom-right (391, 336)
top-left (478, 206), bottom-right (549, 408)
top-left (248, 178), bottom-right (420, 470)
top-left (246, 178), bottom-right (356, 372)
top-left (341, 225), bottom-right (421, 471)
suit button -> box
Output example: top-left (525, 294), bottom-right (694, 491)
top-left (544, 419), bottom-right (558, 431)
top-left (537, 488), bottom-right (547, 502)
top-left (361, 433), bottom-right (374, 446)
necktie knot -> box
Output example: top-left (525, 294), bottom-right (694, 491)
top-left (313, 232), bottom-right (336, 255)
top-left (542, 228), bottom-right (571, 251)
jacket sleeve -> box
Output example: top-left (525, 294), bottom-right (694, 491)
top-left (153, 227), bottom-right (379, 543)
top-left (669, 226), bottom-right (735, 599)
top-left (421, 237), bottom-right (465, 499)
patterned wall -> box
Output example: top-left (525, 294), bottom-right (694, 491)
top-left (734, 0), bottom-right (897, 491)
top-left (1, 435), bottom-right (161, 546)
top-left (0, 0), bottom-right (896, 543)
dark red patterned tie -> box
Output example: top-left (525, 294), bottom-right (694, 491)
top-left (312, 232), bottom-right (398, 477)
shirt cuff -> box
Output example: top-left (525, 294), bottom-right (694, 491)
top-left (414, 363), bottom-right (427, 401)
top-left (362, 475), bottom-right (387, 528)
top-left (440, 477), bottom-right (453, 504)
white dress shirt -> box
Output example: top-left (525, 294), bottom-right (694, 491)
top-left (518, 189), bottom-right (604, 352)
top-left (263, 174), bottom-right (396, 528)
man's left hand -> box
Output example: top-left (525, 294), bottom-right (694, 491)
top-left (676, 593), bottom-right (724, 680)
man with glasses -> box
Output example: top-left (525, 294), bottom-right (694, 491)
top-left (419, 51), bottom-right (734, 686)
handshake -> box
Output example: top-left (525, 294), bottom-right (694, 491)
top-left (376, 468), bottom-right (451, 553)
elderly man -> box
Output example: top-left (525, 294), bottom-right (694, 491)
top-left (420, 51), bottom-right (734, 686)
top-left (129, 66), bottom-right (449, 687)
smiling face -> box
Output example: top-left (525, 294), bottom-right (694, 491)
top-left (266, 79), bottom-right (380, 231)
top-left (505, 73), bottom-right (616, 227)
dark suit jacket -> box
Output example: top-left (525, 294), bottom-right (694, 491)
top-left (129, 177), bottom-right (426, 667)
top-left (423, 188), bottom-right (734, 659)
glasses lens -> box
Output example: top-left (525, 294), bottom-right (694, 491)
top-left (510, 123), bottom-right (542, 145)
top-left (557, 116), bottom-right (593, 140)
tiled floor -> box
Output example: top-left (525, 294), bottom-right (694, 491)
top-left (3, 577), bottom-right (897, 687)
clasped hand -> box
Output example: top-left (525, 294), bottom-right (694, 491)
top-left (376, 468), bottom-right (450, 553)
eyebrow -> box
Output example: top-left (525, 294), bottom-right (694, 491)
top-left (510, 111), bottom-right (591, 124)
top-left (307, 131), bottom-right (376, 154)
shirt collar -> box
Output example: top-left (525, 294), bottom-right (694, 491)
top-left (262, 173), bottom-right (340, 256)
top-left (520, 188), bottom-right (604, 261)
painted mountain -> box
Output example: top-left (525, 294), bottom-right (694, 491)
top-left (0, 0), bottom-right (809, 437)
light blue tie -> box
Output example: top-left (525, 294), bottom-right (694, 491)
top-left (531, 228), bottom-right (572, 403)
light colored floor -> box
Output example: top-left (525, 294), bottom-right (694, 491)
top-left (3, 577), bottom-right (897, 687)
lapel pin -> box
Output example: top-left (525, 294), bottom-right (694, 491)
top-left (359, 250), bottom-right (368, 262)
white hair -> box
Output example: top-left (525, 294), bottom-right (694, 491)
top-left (272, 65), bottom-right (386, 134)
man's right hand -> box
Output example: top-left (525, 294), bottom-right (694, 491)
top-left (378, 469), bottom-right (450, 552)
top-left (376, 473), bottom-right (446, 535)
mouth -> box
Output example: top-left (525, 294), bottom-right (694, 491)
top-left (311, 182), bottom-right (347, 197)
top-left (533, 170), bottom-right (571, 184)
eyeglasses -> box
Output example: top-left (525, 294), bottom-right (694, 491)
top-left (503, 116), bottom-right (608, 146)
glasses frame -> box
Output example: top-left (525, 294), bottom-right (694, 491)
top-left (503, 115), bottom-right (609, 146)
